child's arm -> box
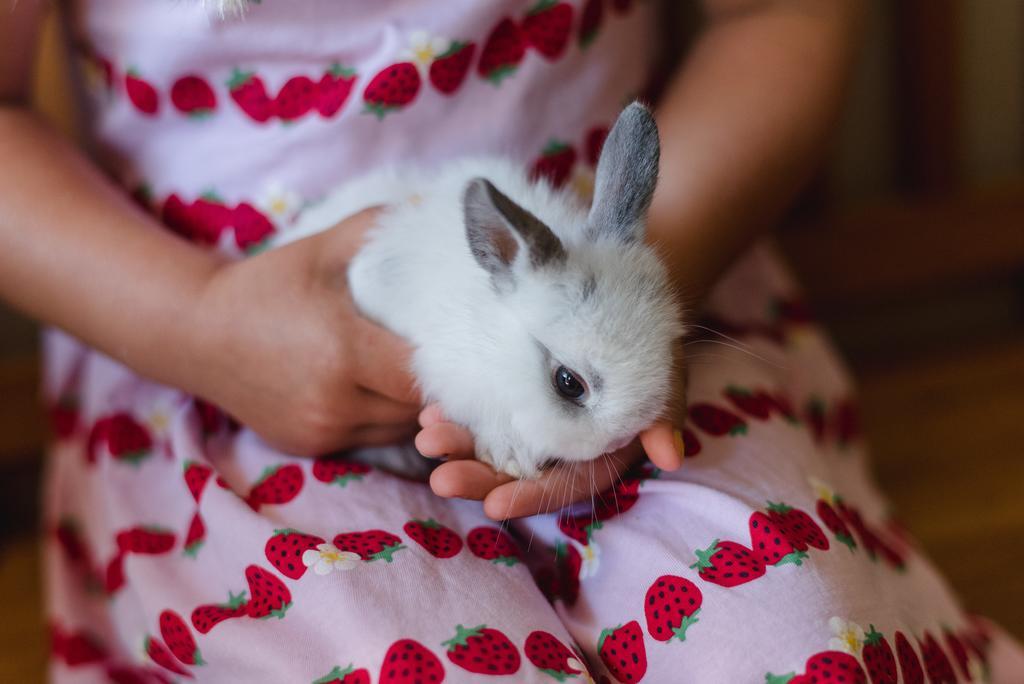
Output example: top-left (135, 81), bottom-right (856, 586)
top-left (0, 3), bottom-right (420, 455)
top-left (423, 0), bottom-right (862, 520)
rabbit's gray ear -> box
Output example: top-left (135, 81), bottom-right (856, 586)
top-left (587, 102), bottom-right (660, 243)
top-left (464, 178), bottom-right (565, 288)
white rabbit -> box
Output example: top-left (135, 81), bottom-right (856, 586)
top-left (277, 103), bottom-right (684, 479)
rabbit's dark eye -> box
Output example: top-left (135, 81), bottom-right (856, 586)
top-left (553, 365), bottom-right (587, 401)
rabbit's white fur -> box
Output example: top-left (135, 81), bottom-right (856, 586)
top-left (278, 104), bottom-right (683, 478)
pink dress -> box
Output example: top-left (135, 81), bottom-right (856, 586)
top-left (45, 1), bottom-right (1024, 682)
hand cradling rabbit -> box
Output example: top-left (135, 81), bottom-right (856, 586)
top-left (277, 102), bottom-right (684, 479)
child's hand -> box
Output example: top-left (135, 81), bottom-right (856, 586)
top-left (416, 405), bottom-right (684, 520)
top-left (190, 208), bottom-right (422, 456)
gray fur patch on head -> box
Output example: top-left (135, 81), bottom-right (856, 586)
top-left (464, 178), bottom-right (566, 284)
top-left (587, 102), bottom-right (660, 243)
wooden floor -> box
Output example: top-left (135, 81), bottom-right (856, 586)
top-left (0, 337), bottom-right (1022, 682)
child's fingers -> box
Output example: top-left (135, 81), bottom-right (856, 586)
top-left (414, 422), bottom-right (475, 459)
top-left (352, 319), bottom-right (421, 405)
top-left (417, 403), bottom-right (447, 428)
top-left (482, 450), bottom-right (631, 520)
top-left (640, 420), bottom-right (684, 471)
top-left (430, 459), bottom-right (512, 500)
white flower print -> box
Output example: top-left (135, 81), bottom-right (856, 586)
top-left (402, 30), bottom-right (449, 70)
top-left (808, 475), bottom-right (836, 504)
top-left (577, 540), bottom-right (601, 580)
top-left (565, 658), bottom-right (595, 683)
top-left (301, 543), bottom-right (360, 575)
top-left (828, 616), bottom-right (865, 655)
top-left (257, 182), bottom-right (302, 225)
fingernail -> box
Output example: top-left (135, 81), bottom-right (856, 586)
top-left (673, 429), bottom-right (686, 461)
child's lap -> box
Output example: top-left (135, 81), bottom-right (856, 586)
top-left (44, 245), bottom-right (1020, 682)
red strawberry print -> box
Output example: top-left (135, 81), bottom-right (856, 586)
top-left (170, 75), bottom-right (216, 116)
top-left (873, 536), bottom-right (906, 571)
top-left (776, 651), bottom-right (867, 684)
top-left (835, 500), bottom-right (883, 560)
top-left (125, 69), bottom-right (159, 115)
top-left (558, 513), bottom-right (595, 545)
top-left (681, 427), bottom-right (701, 457)
top-left (363, 63), bottom-right (421, 119)
top-left (55, 519), bottom-right (92, 567)
top-left (105, 552), bottom-right (126, 594)
top-left (522, 1), bottom-right (574, 59)
top-left (312, 454), bottom-right (371, 487)
top-left (265, 528), bottom-right (326, 579)
top-left (943, 629), bottom-right (971, 680)
top-left (182, 512), bottom-right (205, 558)
top-left (585, 125), bottom-right (609, 166)
top-left (106, 664), bottom-right (173, 684)
top-left (834, 399), bottom-right (861, 447)
top-left (442, 624), bottom-right (520, 675)
top-left (145, 635), bottom-right (193, 678)
top-left (317, 64), bottom-right (357, 117)
top-left (816, 500), bottom-right (856, 550)
top-left (228, 68), bottom-right (275, 122)
top-left (894, 632), bottom-right (925, 684)
top-left (579, 0), bottom-right (604, 48)
top-left (524, 631), bottom-right (586, 681)
top-left (598, 621), bottom-right (646, 683)
top-left (49, 396), bottom-right (79, 438)
top-left (594, 477), bottom-right (642, 521)
top-left (314, 665), bottom-right (371, 684)
top-left (333, 529), bottom-right (406, 563)
top-left (245, 464), bottom-right (304, 510)
top-left (766, 501), bottom-right (829, 551)
top-left (55, 520), bottom-right (102, 591)
top-left (245, 565), bottom-right (292, 620)
top-left (466, 527), bottom-right (523, 566)
top-left (89, 412), bottom-right (153, 464)
top-left (557, 541), bottom-right (582, 606)
top-left (862, 626), bottom-right (897, 684)
top-left (530, 140), bottom-right (577, 188)
top-left (748, 512), bottom-right (807, 566)
top-left (429, 41), bottom-right (476, 95)
top-left (190, 591), bottom-right (248, 634)
top-left (689, 539), bottom-right (766, 587)
top-left (117, 526), bottom-right (175, 555)
top-left (478, 18), bottom-right (526, 84)
top-left (724, 385), bottom-right (773, 420)
top-left (959, 626), bottom-right (988, 677)
top-left (194, 399), bottom-right (227, 435)
top-left (764, 391), bottom-right (800, 423)
top-left (53, 626), bottom-right (107, 665)
top-left (158, 610), bottom-right (204, 667)
top-left (918, 632), bottom-right (957, 684)
top-left (688, 403), bottom-right (748, 436)
top-left (274, 75), bottom-right (317, 121)
top-left (644, 575), bottom-right (702, 642)
top-left (805, 397), bottom-right (827, 443)
top-left (378, 639), bottom-right (445, 684)
top-left (231, 202), bottom-right (275, 250)
top-left (404, 519), bottom-right (463, 559)
top-left (189, 195), bottom-right (234, 244)
top-left (183, 460), bottom-right (213, 504)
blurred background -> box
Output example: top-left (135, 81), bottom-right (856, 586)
top-left (2, 1), bottom-right (1023, 680)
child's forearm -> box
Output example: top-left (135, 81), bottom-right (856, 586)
top-left (649, 0), bottom-right (862, 304)
top-left (0, 107), bottom-right (222, 391)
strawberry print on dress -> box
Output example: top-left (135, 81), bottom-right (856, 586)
top-left (170, 75), bottom-right (216, 117)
